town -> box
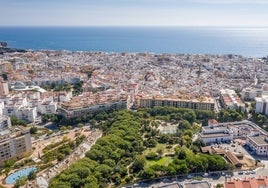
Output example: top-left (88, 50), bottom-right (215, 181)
top-left (0, 49), bottom-right (268, 188)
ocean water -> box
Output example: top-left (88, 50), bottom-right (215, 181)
top-left (0, 26), bottom-right (268, 57)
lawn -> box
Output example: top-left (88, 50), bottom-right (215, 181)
top-left (145, 156), bottom-right (173, 168)
top-left (143, 143), bottom-right (171, 155)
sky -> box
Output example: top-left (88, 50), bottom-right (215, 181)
top-left (0, 0), bottom-right (268, 26)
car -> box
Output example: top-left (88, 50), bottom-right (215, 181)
top-left (238, 171), bottom-right (244, 175)
top-left (245, 171), bottom-right (251, 175)
top-left (251, 170), bottom-right (256, 174)
top-left (187, 175), bottom-right (194, 179)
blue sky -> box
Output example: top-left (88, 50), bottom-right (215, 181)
top-left (0, 0), bottom-right (268, 26)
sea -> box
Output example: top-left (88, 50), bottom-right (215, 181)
top-left (0, 26), bottom-right (268, 57)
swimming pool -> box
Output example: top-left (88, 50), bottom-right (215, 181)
top-left (5, 167), bottom-right (37, 184)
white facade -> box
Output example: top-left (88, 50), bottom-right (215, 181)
top-left (39, 101), bottom-right (57, 114)
top-left (198, 126), bottom-right (234, 144)
top-left (246, 135), bottom-right (268, 156)
top-left (0, 101), bottom-right (4, 116)
top-left (255, 96), bottom-right (268, 115)
top-left (16, 107), bottom-right (37, 123)
top-left (241, 88), bottom-right (265, 100)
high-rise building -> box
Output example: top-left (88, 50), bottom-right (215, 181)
top-left (0, 126), bottom-right (32, 165)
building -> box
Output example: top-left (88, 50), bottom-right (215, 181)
top-left (59, 91), bottom-right (129, 118)
top-left (179, 181), bottom-right (212, 188)
top-left (139, 95), bottom-right (215, 111)
top-left (198, 125), bottom-right (233, 144)
top-left (38, 101), bottom-right (57, 114)
top-left (255, 95), bottom-right (268, 115)
top-left (220, 89), bottom-right (245, 111)
top-left (0, 79), bottom-right (9, 96)
top-left (241, 87), bottom-right (267, 101)
top-left (0, 126), bottom-right (32, 165)
top-left (0, 115), bottom-right (11, 130)
top-left (225, 176), bottom-right (268, 188)
top-left (199, 120), bottom-right (266, 145)
top-left (246, 135), bottom-right (268, 156)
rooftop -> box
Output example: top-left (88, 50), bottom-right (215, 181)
top-left (183, 181), bottom-right (211, 188)
top-left (248, 135), bottom-right (268, 146)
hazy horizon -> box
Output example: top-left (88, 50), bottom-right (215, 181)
top-left (0, 0), bottom-right (268, 27)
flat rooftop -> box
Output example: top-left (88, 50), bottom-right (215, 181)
top-left (248, 135), bottom-right (268, 145)
top-left (199, 133), bottom-right (231, 138)
top-left (184, 181), bottom-right (211, 188)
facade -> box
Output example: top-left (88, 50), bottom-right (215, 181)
top-left (0, 115), bottom-right (11, 130)
top-left (4, 105), bottom-right (37, 123)
top-left (58, 91), bottom-right (130, 118)
top-left (139, 96), bottom-right (215, 111)
top-left (246, 135), bottom-right (268, 156)
top-left (255, 95), bottom-right (268, 115)
top-left (0, 126), bottom-right (32, 165)
top-left (199, 120), bottom-right (266, 145)
top-left (241, 87), bottom-right (267, 101)
top-left (39, 101), bottom-right (57, 114)
top-left (198, 125), bottom-right (233, 144)
top-left (220, 89), bottom-right (245, 111)
top-left (0, 79), bottom-right (9, 96)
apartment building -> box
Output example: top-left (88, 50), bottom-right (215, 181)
top-left (59, 91), bottom-right (129, 118)
top-left (139, 95), bottom-right (215, 111)
top-left (0, 126), bottom-right (32, 165)
top-left (220, 89), bottom-right (245, 111)
top-left (241, 87), bottom-right (267, 100)
top-left (38, 101), bottom-right (57, 114)
top-left (255, 95), bottom-right (268, 115)
top-left (0, 115), bottom-right (11, 130)
top-left (3, 96), bottom-right (37, 123)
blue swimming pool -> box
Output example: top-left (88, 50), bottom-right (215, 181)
top-left (5, 167), bottom-right (37, 184)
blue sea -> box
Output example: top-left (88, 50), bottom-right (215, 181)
top-left (0, 26), bottom-right (268, 57)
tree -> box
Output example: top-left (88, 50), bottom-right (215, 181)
top-left (156, 148), bottom-right (164, 157)
top-left (183, 110), bottom-right (196, 123)
top-left (27, 170), bottom-right (36, 180)
top-left (131, 156), bottom-right (146, 173)
top-left (30, 126), bottom-right (38, 134)
top-left (14, 176), bottom-right (27, 188)
top-left (179, 120), bottom-right (191, 130)
top-left (216, 184), bottom-right (224, 188)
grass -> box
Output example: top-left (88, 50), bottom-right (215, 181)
top-left (145, 156), bottom-right (173, 168)
top-left (143, 144), bottom-right (167, 155)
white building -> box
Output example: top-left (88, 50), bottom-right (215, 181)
top-left (246, 135), bottom-right (268, 156)
top-left (198, 125), bottom-right (233, 144)
top-left (241, 88), bottom-right (268, 101)
top-left (39, 101), bottom-right (57, 114)
top-left (220, 89), bottom-right (245, 111)
top-left (0, 115), bottom-right (11, 130)
top-left (255, 96), bottom-right (268, 115)
top-left (2, 95), bottom-right (37, 123)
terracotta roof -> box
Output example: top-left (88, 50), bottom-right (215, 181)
top-left (226, 177), bottom-right (268, 188)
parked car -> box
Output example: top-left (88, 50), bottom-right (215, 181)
top-left (238, 171), bottom-right (244, 175)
